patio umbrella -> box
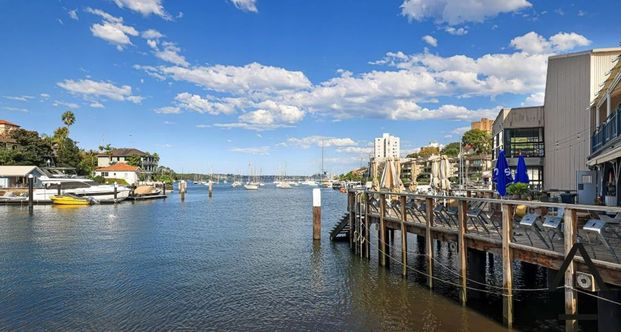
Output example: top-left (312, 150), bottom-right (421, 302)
top-left (380, 159), bottom-right (393, 190)
top-left (429, 156), bottom-right (441, 191)
top-left (380, 157), bottom-right (404, 192)
top-left (439, 156), bottom-right (452, 192)
top-left (493, 150), bottom-right (513, 197)
top-left (514, 155), bottom-right (530, 184)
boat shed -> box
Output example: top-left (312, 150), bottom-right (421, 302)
top-left (0, 166), bottom-right (46, 188)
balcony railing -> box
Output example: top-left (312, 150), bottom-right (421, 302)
top-left (592, 110), bottom-right (621, 154)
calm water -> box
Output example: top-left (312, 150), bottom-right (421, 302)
top-left (1, 184), bottom-right (566, 331)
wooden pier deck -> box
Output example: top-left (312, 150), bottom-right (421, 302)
top-left (343, 190), bottom-right (621, 330)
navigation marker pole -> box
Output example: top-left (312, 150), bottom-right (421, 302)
top-left (313, 188), bottom-right (321, 241)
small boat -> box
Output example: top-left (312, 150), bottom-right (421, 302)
top-left (276, 182), bottom-right (292, 189)
top-left (51, 194), bottom-right (94, 206)
top-left (244, 184), bottom-right (259, 190)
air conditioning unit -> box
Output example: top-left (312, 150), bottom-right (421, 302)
top-left (575, 272), bottom-right (598, 292)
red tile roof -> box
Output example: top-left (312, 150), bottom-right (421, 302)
top-left (96, 163), bottom-right (141, 172)
top-left (0, 120), bottom-right (19, 127)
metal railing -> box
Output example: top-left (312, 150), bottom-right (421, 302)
top-left (592, 109), bottom-right (621, 153)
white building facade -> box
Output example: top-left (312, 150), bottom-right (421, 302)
top-left (374, 133), bottom-right (400, 160)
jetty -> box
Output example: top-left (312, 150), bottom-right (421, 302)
top-left (341, 190), bottom-right (621, 330)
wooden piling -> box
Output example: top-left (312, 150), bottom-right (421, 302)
top-left (208, 180), bottom-right (213, 198)
top-left (113, 182), bottom-right (118, 203)
top-left (313, 188), bottom-right (321, 241)
top-left (458, 199), bottom-right (468, 305)
top-left (379, 193), bottom-right (387, 267)
top-left (27, 174), bottom-right (34, 215)
top-left (400, 195), bottom-right (407, 277)
top-left (348, 192), bottom-right (354, 249)
top-left (179, 180), bottom-right (186, 201)
top-left (364, 194), bottom-right (370, 259)
top-left (563, 208), bottom-right (577, 332)
top-left (501, 203), bottom-right (514, 328)
top-left (425, 197), bottom-right (434, 289)
top-left (162, 182), bottom-right (166, 196)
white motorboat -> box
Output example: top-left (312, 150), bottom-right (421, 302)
top-left (231, 181), bottom-right (242, 188)
top-left (34, 176), bottom-right (131, 203)
top-left (244, 183), bottom-right (259, 190)
top-left (276, 182), bottom-right (292, 189)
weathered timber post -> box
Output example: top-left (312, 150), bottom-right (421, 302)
top-left (208, 180), bottom-right (213, 198)
top-left (57, 183), bottom-right (61, 196)
top-left (313, 188), bottom-right (321, 241)
top-left (113, 182), bottom-right (118, 203)
top-left (27, 174), bottom-right (34, 215)
top-left (564, 208), bottom-right (577, 332)
top-left (358, 194), bottom-right (364, 257)
top-left (365, 194), bottom-right (370, 259)
top-left (348, 192), bottom-right (354, 249)
top-left (162, 182), bottom-right (166, 196)
top-left (425, 197), bottom-right (434, 289)
top-left (353, 193), bottom-right (358, 255)
top-left (458, 199), bottom-right (468, 305)
top-left (400, 195), bottom-right (407, 277)
top-left (179, 180), bottom-right (186, 201)
top-left (379, 193), bottom-right (387, 267)
top-left (501, 203), bottom-right (514, 328)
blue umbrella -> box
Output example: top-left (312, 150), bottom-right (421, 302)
top-left (493, 150), bottom-right (513, 197)
top-left (514, 155), bottom-right (530, 184)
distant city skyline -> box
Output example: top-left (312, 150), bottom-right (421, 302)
top-left (1, 0), bottom-right (619, 175)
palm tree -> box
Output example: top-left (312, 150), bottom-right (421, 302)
top-left (62, 111), bottom-right (75, 127)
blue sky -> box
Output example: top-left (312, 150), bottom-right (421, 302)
top-left (0, 0), bottom-right (619, 175)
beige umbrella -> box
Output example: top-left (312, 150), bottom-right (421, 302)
top-left (371, 160), bottom-right (380, 190)
top-left (439, 156), bottom-right (452, 192)
top-left (430, 156), bottom-right (441, 191)
top-left (380, 158), bottom-right (393, 190)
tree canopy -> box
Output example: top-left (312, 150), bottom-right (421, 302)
top-left (462, 129), bottom-right (492, 155)
top-left (441, 142), bottom-right (460, 157)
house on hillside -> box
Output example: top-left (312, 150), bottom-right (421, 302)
top-left (94, 163), bottom-right (142, 185)
top-left (0, 120), bottom-right (20, 150)
top-left (97, 148), bottom-right (158, 174)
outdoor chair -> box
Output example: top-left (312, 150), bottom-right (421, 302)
top-left (541, 207), bottom-right (564, 250)
top-left (518, 212), bottom-right (550, 249)
top-left (467, 201), bottom-right (498, 234)
top-left (581, 218), bottom-right (620, 264)
top-left (406, 198), bottom-right (426, 223)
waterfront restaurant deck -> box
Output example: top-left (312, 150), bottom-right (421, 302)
top-left (343, 190), bottom-right (621, 330)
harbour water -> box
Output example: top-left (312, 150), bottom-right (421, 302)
top-left (1, 184), bottom-right (567, 330)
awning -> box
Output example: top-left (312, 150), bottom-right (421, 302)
top-left (587, 146), bottom-right (621, 166)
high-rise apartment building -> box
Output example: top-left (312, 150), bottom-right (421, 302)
top-left (374, 133), bottom-right (400, 160)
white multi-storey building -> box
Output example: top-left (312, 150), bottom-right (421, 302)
top-left (374, 133), bottom-right (400, 160)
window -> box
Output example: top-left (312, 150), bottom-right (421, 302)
top-left (503, 128), bottom-right (544, 158)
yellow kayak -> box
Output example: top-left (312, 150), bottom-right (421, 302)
top-left (50, 194), bottom-right (93, 206)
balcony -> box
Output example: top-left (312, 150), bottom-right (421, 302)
top-left (591, 110), bottom-right (621, 154)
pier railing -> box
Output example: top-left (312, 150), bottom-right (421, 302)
top-left (346, 190), bottom-right (621, 329)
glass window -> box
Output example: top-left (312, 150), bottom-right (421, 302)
top-left (504, 128), bottom-right (544, 158)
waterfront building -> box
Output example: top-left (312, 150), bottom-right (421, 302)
top-left (0, 120), bottom-right (20, 150)
top-left (587, 55), bottom-right (621, 205)
top-left (0, 165), bottom-right (45, 188)
top-left (94, 163), bottom-right (142, 185)
top-left (543, 48), bottom-right (621, 193)
top-left (492, 106), bottom-right (545, 190)
top-left (373, 133), bottom-right (400, 160)
top-left (471, 118), bottom-right (493, 133)
top-left (97, 148), bottom-right (158, 174)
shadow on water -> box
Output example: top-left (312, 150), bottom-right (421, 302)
top-left (0, 184), bottom-right (568, 330)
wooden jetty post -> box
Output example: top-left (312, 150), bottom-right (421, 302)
top-left (113, 182), bottom-right (118, 203)
top-left (27, 174), bottom-right (34, 215)
top-left (208, 180), bottom-right (213, 198)
top-left (364, 193), bottom-right (370, 259)
top-left (179, 180), bottom-right (187, 201)
top-left (348, 192), bottom-right (354, 249)
top-left (458, 199), bottom-right (468, 305)
top-left (501, 203), bottom-right (514, 328)
top-left (400, 195), bottom-right (407, 277)
top-left (425, 197), bottom-right (434, 289)
top-left (379, 193), bottom-right (387, 267)
top-left (162, 182), bottom-right (166, 196)
top-left (313, 188), bottom-right (321, 241)
top-left (564, 208), bottom-right (577, 332)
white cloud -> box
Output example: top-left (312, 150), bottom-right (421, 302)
top-left (142, 62), bottom-right (311, 93)
top-left (151, 41), bottom-right (189, 67)
top-left (142, 29), bottom-right (163, 39)
top-left (86, 8), bottom-right (138, 50)
top-left (90, 101), bottom-right (105, 108)
top-left (401, 0), bottom-right (532, 25)
top-left (3, 95), bottom-right (34, 101)
top-left (230, 0), bottom-right (258, 13)
top-left (196, 124), bottom-right (211, 128)
top-left (336, 146), bottom-right (373, 154)
top-left (522, 92), bottom-right (544, 106)
top-left (40, 93), bottom-right (50, 98)
top-left (284, 136), bottom-right (357, 149)
top-left (450, 126), bottom-right (470, 135)
top-left (444, 26), bottom-right (467, 35)
top-left (52, 100), bottom-right (80, 110)
top-left (231, 146), bottom-right (270, 155)
top-left (422, 35), bottom-right (438, 47)
top-left (174, 93), bottom-right (236, 115)
top-left (510, 31), bottom-right (591, 54)
top-left (113, 0), bottom-right (170, 19)
top-left (57, 79), bottom-right (143, 104)
top-left (3, 107), bottom-right (29, 112)
top-left (154, 106), bottom-right (181, 114)
top-left (68, 9), bottom-right (79, 20)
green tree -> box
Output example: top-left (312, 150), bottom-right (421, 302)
top-left (441, 142), bottom-right (461, 157)
top-left (78, 149), bottom-right (98, 176)
top-left (62, 111), bottom-right (75, 127)
top-left (5, 129), bottom-right (54, 166)
top-left (127, 154), bottom-right (142, 167)
top-left (462, 129), bottom-right (492, 155)
top-left (55, 137), bottom-right (81, 169)
top-left (419, 146), bottom-right (440, 158)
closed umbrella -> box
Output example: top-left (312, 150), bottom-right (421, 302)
top-left (430, 156), bottom-right (441, 191)
top-left (439, 156), bottom-right (452, 192)
top-left (380, 159), bottom-right (393, 190)
top-left (514, 155), bottom-right (529, 184)
top-left (493, 150), bottom-right (513, 197)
